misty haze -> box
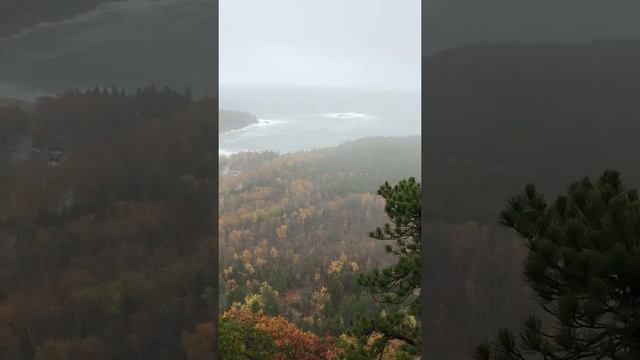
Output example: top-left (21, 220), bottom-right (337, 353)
top-left (219, 0), bottom-right (420, 155)
top-left (8, 0), bottom-right (640, 358)
top-left (218, 0), bottom-right (422, 358)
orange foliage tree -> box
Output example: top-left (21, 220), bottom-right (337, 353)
top-left (223, 308), bottom-right (342, 360)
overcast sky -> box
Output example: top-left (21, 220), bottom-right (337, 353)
top-left (220, 0), bottom-right (420, 90)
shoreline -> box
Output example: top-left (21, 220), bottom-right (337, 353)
top-left (218, 134), bottom-right (421, 158)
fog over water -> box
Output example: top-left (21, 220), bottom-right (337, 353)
top-left (0, 0), bottom-right (422, 154)
top-left (219, 0), bottom-right (421, 154)
top-left (219, 86), bottom-right (420, 154)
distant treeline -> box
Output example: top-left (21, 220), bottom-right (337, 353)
top-left (3, 85), bottom-right (197, 151)
top-left (0, 0), bottom-right (124, 37)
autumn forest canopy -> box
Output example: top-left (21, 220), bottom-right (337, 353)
top-left (0, 85), bottom-right (422, 359)
top-left (3, 37), bottom-right (640, 360)
top-left (218, 140), bottom-right (422, 357)
top-left (1, 86), bottom-right (217, 359)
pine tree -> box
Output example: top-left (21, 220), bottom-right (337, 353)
top-left (347, 177), bottom-right (421, 358)
top-left (475, 170), bottom-right (640, 360)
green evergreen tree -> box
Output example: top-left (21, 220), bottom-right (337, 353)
top-left (346, 177), bottom-right (421, 358)
top-left (475, 170), bottom-right (640, 360)
top-left (258, 282), bottom-right (280, 317)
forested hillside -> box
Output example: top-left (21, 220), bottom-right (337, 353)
top-left (0, 86), bottom-right (421, 358)
top-left (423, 39), bottom-right (640, 359)
top-left (1, 87), bottom-right (217, 359)
top-left (218, 137), bottom-right (421, 357)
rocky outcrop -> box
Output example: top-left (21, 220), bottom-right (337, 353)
top-left (219, 110), bottom-right (258, 133)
